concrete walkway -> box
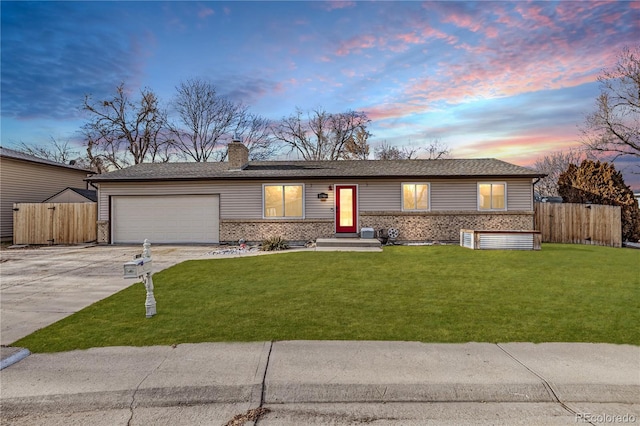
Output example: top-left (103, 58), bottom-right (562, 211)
top-left (1, 341), bottom-right (638, 425)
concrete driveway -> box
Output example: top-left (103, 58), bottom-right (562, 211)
top-left (0, 244), bottom-right (222, 346)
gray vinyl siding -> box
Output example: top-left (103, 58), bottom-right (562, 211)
top-left (359, 181), bottom-right (400, 211)
top-left (506, 179), bottom-right (533, 210)
top-left (97, 181), bottom-right (261, 221)
top-left (97, 177), bottom-right (534, 222)
top-left (304, 181), bottom-right (334, 219)
top-left (225, 184), bottom-right (262, 218)
top-left (360, 179), bottom-right (533, 212)
top-left (430, 181), bottom-right (477, 211)
top-left (0, 158), bottom-right (90, 239)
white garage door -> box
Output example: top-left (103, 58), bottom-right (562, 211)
top-left (112, 195), bottom-right (219, 243)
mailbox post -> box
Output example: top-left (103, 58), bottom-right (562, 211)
top-left (123, 239), bottom-right (156, 318)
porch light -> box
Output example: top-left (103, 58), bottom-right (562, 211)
top-left (318, 192), bottom-right (329, 200)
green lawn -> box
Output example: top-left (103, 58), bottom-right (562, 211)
top-left (15, 244), bottom-right (640, 352)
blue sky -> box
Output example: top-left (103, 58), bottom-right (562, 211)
top-left (1, 1), bottom-right (639, 188)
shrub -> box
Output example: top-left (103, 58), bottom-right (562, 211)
top-left (261, 236), bottom-right (289, 251)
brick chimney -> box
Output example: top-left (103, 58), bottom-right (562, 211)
top-left (227, 137), bottom-right (249, 170)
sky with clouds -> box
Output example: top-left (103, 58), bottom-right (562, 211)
top-left (1, 1), bottom-right (639, 188)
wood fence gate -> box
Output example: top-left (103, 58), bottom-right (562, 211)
top-left (13, 203), bottom-right (97, 245)
top-left (534, 202), bottom-right (622, 247)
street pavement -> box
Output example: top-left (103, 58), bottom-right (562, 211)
top-left (1, 245), bottom-right (639, 425)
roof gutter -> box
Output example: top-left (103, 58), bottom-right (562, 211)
top-left (86, 174), bottom-right (546, 184)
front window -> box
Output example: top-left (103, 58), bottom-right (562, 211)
top-left (402, 183), bottom-right (429, 211)
top-left (264, 184), bottom-right (304, 218)
top-left (478, 183), bottom-right (506, 210)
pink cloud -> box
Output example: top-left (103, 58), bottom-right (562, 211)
top-left (341, 68), bottom-right (356, 78)
top-left (399, 24), bottom-right (629, 108)
top-left (442, 12), bottom-right (483, 33)
top-left (420, 26), bottom-right (458, 44)
top-left (515, 3), bottom-right (558, 30)
top-left (454, 133), bottom-right (582, 166)
top-left (395, 32), bottom-right (422, 44)
top-left (485, 26), bottom-right (499, 39)
top-left (322, 1), bottom-right (356, 12)
top-left (494, 6), bottom-right (517, 26)
top-left (555, 1), bottom-right (603, 24)
top-left (364, 103), bottom-right (429, 122)
top-left (600, 11), bottom-right (623, 24)
top-left (198, 7), bottom-right (214, 18)
top-left (335, 34), bottom-right (377, 56)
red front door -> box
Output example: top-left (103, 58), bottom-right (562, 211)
top-left (335, 185), bottom-right (357, 233)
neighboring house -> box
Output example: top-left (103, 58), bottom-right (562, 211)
top-left (0, 147), bottom-right (93, 241)
top-left (635, 192), bottom-right (640, 208)
top-left (43, 187), bottom-right (97, 203)
top-left (87, 142), bottom-right (544, 245)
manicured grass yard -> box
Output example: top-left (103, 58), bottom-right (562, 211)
top-left (15, 244), bottom-right (640, 352)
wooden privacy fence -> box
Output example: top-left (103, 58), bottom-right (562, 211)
top-left (534, 202), bottom-right (622, 248)
top-left (13, 203), bottom-right (97, 245)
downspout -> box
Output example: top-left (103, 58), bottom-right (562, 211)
top-left (86, 177), bottom-right (102, 243)
top-left (532, 176), bottom-right (543, 232)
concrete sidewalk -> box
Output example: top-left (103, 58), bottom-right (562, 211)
top-left (1, 341), bottom-right (638, 425)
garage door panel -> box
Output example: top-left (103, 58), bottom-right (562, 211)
top-left (112, 195), bottom-right (219, 243)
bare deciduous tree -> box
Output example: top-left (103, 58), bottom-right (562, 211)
top-left (169, 78), bottom-right (245, 162)
top-left (374, 141), bottom-right (417, 160)
top-left (234, 112), bottom-right (279, 161)
top-left (82, 83), bottom-right (170, 170)
top-left (533, 148), bottom-right (584, 197)
top-left (581, 46), bottom-right (640, 167)
top-left (14, 137), bottom-right (83, 165)
top-left (374, 139), bottom-right (449, 160)
top-left (423, 138), bottom-right (450, 160)
top-left (273, 108), bottom-right (370, 160)
top-left (342, 127), bottom-right (371, 160)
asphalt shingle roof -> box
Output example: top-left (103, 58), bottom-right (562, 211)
top-left (87, 159), bottom-right (543, 182)
top-left (0, 147), bottom-right (93, 172)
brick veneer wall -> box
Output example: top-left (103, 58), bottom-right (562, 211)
top-left (101, 212), bottom-right (534, 244)
top-left (97, 220), bottom-right (109, 244)
top-left (221, 219), bottom-right (334, 244)
top-left (360, 211), bottom-right (535, 242)
top-left (221, 211), bottom-right (534, 244)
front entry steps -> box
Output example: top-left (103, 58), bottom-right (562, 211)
top-left (315, 238), bottom-right (382, 252)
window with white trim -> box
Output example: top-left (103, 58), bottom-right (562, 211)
top-left (478, 183), bottom-right (506, 210)
top-left (263, 184), bottom-right (304, 218)
top-left (402, 183), bottom-right (430, 211)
